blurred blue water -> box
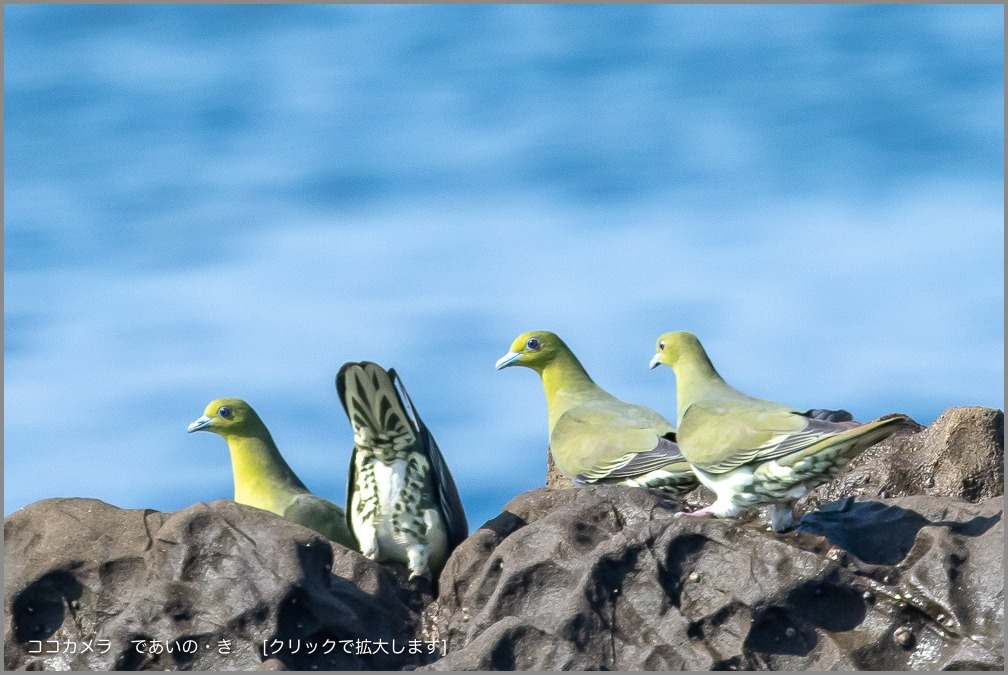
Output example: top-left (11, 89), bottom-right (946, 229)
top-left (4, 5), bottom-right (1004, 528)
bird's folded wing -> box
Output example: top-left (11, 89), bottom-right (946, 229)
top-left (553, 405), bottom-right (676, 481)
top-left (681, 402), bottom-right (860, 474)
top-left (284, 493), bottom-right (356, 547)
top-left (770, 415), bottom-right (906, 469)
top-left (577, 434), bottom-right (688, 482)
top-left (388, 368), bottom-right (469, 546)
top-left (419, 429), bottom-right (470, 546)
top-left (344, 445), bottom-right (361, 544)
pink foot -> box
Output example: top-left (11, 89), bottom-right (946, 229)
top-left (675, 506), bottom-right (715, 518)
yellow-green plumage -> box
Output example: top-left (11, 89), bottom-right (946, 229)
top-left (187, 397), bottom-right (355, 548)
top-left (496, 331), bottom-right (697, 492)
top-left (650, 331), bottom-right (912, 531)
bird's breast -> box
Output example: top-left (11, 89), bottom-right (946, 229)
top-left (354, 453), bottom-right (432, 523)
top-left (371, 457), bottom-right (410, 506)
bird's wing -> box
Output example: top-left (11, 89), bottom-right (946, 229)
top-left (583, 434), bottom-right (690, 482)
top-left (552, 402), bottom-right (681, 482)
top-left (284, 492), bottom-right (357, 549)
top-left (388, 368), bottom-right (469, 547)
top-left (767, 414), bottom-right (908, 469)
top-left (343, 443), bottom-right (362, 549)
top-left (335, 362), bottom-right (383, 551)
top-left (679, 400), bottom-right (861, 474)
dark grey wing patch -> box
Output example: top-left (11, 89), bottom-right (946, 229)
top-left (801, 408), bottom-right (855, 423)
top-left (589, 434), bottom-right (687, 482)
top-left (388, 368), bottom-right (469, 547)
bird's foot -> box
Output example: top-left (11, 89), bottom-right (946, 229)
top-left (767, 502), bottom-right (796, 533)
top-left (408, 568), bottom-right (433, 582)
top-left (675, 505), bottom-right (716, 519)
top-left (406, 547), bottom-right (431, 581)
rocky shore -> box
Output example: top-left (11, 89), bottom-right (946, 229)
top-left (5, 407), bottom-right (1003, 671)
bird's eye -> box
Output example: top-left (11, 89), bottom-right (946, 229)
top-left (218, 406), bottom-right (233, 419)
top-left (659, 340), bottom-right (666, 351)
top-left (526, 337), bottom-right (541, 351)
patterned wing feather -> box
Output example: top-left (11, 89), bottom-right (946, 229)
top-left (336, 361), bottom-right (418, 454)
top-left (681, 402), bottom-right (863, 474)
top-left (388, 368), bottom-right (469, 547)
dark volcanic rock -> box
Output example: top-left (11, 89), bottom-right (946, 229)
top-left (5, 407), bottom-right (1004, 671)
top-left (3, 498), bottom-right (434, 671)
top-left (546, 452), bottom-right (574, 490)
top-left (802, 407), bottom-right (1004, 509)
top-left (422, 486), bottom-right (1003, 671)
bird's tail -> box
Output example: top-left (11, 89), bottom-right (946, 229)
top-left (336, 361), bottom-right (419, 458)
top-left (813, 414), bottom-right (913, 465)
top-left (763, 414), bottom-right (913, 489)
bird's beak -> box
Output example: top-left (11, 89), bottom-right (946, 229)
top-left (649, 353), bottom-right (663, 370)
top-left (187, 415), bottom-right (214, 433)
top-left (495, 351), bottom-right (522, 370)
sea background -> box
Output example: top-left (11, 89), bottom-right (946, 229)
top-left (4, 4), bottom-right (1003, 529)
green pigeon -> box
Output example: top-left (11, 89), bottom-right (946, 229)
top-left (187, 397), bottom-right (356, 547)
top-left (649, 331), bottom-right (912, 531)
top-left (336, 362), bottom-right (468, 580)
top-left (495, 330), bottom-right (698, 493)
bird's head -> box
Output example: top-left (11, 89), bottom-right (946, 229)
top-left (187, 397), bottom-right (260, 437)
top-left (649, 331), bottom-right (703, 371)
top-left (495, 330), bottom-right (567, 373)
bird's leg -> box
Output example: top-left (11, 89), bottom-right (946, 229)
top-left (355, 522), bottom-right (380, 559)
top-left (675, 497), bottom-right (743, 520)
top-left (392, 505), bottom-right (430, 579)
top-left (406, 543), bottom-right (432, 581)
top-left (768, 502), bottom-right (796, 533)
top-left (675, 505), bottom-right (717, 519)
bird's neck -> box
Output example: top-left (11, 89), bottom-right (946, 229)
top-left (540, 352), bottom-right (608, 431)
top-left (225, 429), bottom-right (307, 513)
top-left (674, 349), bottom-right (739, 425)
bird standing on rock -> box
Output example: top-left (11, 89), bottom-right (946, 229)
top-left (649, 331), bottom-right (912, 532)
top-left (187, 397), bottom-right (356, 547)
top-left (496, 330), bottom-right (698, 493)
top-left (336, 362), bottom-right (468, 580)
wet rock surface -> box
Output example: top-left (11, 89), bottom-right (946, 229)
top-left (5, 407), bottom-right (1004, 670)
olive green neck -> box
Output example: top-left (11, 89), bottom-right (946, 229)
top-left (674, 346), bottom-right (737, 425)
top-left (224, 427), bottom-right (307, 513)
top-left (539, 350), bottom-right (609, 432)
